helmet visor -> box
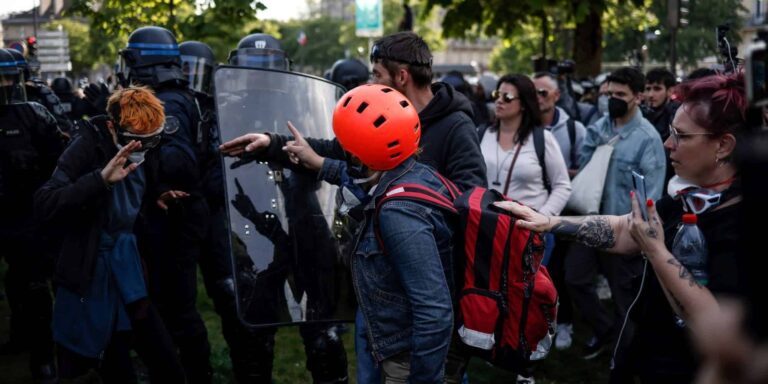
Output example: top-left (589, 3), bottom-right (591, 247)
top-left (181, 55), bottom-right (214, 95)
top-left (0, 70), bottom-right (27, 104)
top-left (228, 48), bottom-right (289, 70)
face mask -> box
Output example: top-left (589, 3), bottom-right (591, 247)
top-left (597, 95), bottom-right (609, 116)
top-left (608, 97), bottom-right (628, 119)
top-left (667, 175), bottom-right (699, 197)
top-left (116, 143), bottom-right (147, 166)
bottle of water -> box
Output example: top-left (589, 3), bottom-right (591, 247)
top-left (671, 213), bottom-right (708, 286)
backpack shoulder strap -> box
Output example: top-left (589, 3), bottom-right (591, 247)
top-left (477, 124), bottom-right (489, 142)
top-left (567, 118), bottom-right (577, 166)
top-left (533, 126), bottom-right (552, 194)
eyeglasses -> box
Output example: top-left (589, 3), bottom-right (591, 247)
top-left (491, 90), bottom-right (519, 103)
top-left (678, 188), bottom-right (722, 214)
top-left (668, 124), bottom-right (716, 146)
top-left (369, 44), bottom-right (432, 67)
top-left (536, 89), bottom-right (550, 98)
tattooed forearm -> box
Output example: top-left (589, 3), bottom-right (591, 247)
top-left (551, 216), bottom-right (616, 249)
top-left (667, 258), bottom-right (703, 289)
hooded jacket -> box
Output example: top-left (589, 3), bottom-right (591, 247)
top-left (264, 82), bottom-right (487, 192)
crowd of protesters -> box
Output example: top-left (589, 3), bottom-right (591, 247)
top-left (0, 24), bottom-right (761, 384)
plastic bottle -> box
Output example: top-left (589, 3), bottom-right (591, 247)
top-left (671, 213), bottom-right (709, 286)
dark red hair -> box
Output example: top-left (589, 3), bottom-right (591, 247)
top-left (674, 73), bottom-right (747, 135)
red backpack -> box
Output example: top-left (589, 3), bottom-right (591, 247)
top-left (376, 173), bottom-right (558, 374)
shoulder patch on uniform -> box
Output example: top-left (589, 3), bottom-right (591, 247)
top-left (164, 115), bottom-right (181, 135)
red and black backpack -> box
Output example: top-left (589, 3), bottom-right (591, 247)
top-left (375, 173), bottom-right (558, 374)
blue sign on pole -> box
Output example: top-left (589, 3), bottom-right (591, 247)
top-left (355, 0), bottom-right (383, 38)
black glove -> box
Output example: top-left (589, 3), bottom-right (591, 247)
top-left (83, 83), bottom-right (111, 114)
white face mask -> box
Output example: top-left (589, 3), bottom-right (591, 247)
top-left (667, 175), bottom-right (699, 197)
top-left (116, 143), bottom-right (147, 166)
top-left (352, 171), bottom-right (380, 185)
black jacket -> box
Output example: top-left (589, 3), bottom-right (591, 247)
top-left (34, 117), bottom-right (159, 295)
top-left (263, 82), bottom-right (487, 192)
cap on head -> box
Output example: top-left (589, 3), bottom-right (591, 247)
top-left (227, 33), bottom-right (290, 70)
top-left (332, 84), bottom-right (420, 171)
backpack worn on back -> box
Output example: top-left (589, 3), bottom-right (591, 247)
top-left (375, 172), bottom-right (558, 374)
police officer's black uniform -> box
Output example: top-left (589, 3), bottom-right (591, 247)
top-left (117, 27), bottom-right (213, 383)
top-left (50, 77), bottom-right (97, 122)
top-left (6, 49), bottom-right (74, 136)
top-left (0, 48), bottom-right (64, 383)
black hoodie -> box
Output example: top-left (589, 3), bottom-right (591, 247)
top-left (264, 82), bottom-right (487, 192)
top-left (417, 82), bottom-right (486, 191)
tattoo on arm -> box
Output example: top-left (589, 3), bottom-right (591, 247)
top-left (551, 216), bottom-right (616, 249)
top-left (666, 258), bottom-right (703, 289)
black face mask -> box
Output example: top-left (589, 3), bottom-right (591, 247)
top-left (608, 97), bottom-right (629, 119)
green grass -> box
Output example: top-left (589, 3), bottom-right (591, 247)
top-left (0, 262), bottom-right (610, 383)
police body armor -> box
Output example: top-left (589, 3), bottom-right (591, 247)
top-left (25, 80), bottom-right (74, 134)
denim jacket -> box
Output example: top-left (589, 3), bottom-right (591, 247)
top-left (351, 158), bottom-right (455, 383)
top-left (580, 109), bottom-right (666, 215)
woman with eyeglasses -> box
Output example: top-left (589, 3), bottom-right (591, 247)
top-left (495, 73), bottom-right (749, 383)
top-left (479, 74), bottom-right (571, 216)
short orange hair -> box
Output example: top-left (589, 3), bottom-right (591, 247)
top-left (107, 86), bottom-right (165, 135)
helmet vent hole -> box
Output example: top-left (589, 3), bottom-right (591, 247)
top-left (387, 140), bottom-right (400, 148)
top-left (390, 152), bottom-right (402, 159)
top-left (373, 115), bottom-right (386, 128)
top-left (399, 100), bottom-right (409, 108)
top-left (357, 102), bottom-right (369, 113)
top-left (381, 88), bottom-right (393, 93)
top-left (414, 123), bottom-right (420, 132)
top-left (343, 96), bottom-right (352, 107)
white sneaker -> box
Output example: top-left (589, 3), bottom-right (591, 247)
top-left (516, 374), bottom-right (535, 384)
top-left (554, 323), bottom-right (573, 350)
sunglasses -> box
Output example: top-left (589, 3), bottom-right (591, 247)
top-left (536, 89), bottom-right (550, 98)
top-left (668, 124), bottom-right (716, 146)
top-left (118, 125), bottom-right (164, 150)
top-left (679, 189), bottom-right (722, 214)
top-left (369, 44), bottom-right (432, 67)
top-left (491, 90), bottom-right (519, 103)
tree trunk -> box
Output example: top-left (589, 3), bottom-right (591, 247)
top-left (573, 2), bottom-right (603, 77)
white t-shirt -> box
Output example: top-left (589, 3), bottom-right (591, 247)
top-left (481, 128), bottom-right (572, 215)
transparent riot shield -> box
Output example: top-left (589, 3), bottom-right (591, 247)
top-left (214, 66), bottom-right (354, 327)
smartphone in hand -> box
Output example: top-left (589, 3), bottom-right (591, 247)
top-left (632, 171), bottom-right (648, 221)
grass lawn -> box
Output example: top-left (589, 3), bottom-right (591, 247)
top-left (0, 263), bottom-right (610, 383)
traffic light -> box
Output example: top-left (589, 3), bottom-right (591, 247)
top-left (679, 0), bottom-right (690, 27)
top-left (667, 0), bottom-right (690, 29)
top-left (26, 36), bottom-right (38, 58)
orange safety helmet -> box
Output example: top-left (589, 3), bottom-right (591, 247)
top-left (332, 84), bottom-right (421, 171)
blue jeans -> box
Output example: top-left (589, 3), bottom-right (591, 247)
top-left (542, 233), bottom-right (556, 266)
top-left (355, 309), bottom-right (381, 383)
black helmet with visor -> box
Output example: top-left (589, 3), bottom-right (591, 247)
top-left (0, 49), bottom-right (26, 105)
top-left (227, 33), bottom-right (290, 71)
top-left (179, 41), bottom-right (216, 97)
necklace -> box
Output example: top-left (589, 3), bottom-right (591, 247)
top-left (493, 134), bottom-right (516, 186)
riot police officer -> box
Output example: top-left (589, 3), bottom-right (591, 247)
top-left (180, 40), bottom-right (269, 383)
top-left (0, 48), bottom-right (64, 383)
top-left (224, 34), bottom-right (349, 384)
top-left (327, 58), bottom-right (369, 91)
top-left (6, 48), bottom-right (74, 135)
top-left (117, 26), bottom-right (213, 383)
top-left (50, 77), bottom-right (95, 121)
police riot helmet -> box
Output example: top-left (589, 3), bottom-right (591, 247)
top-left (329, 59), bottom-right (369, 91)
top-left (227, 33), bottom-right (290, 70)
top-left (51, 77), bottom-right (73, 96)
top-left (179, 41), bottom-right (216, 97)
top-left (118, 26), bottom-right (186, 88)
top-left (0, 49), bottom-right (26, 105)
top-left (6, 48), bottom-right (30, 80)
